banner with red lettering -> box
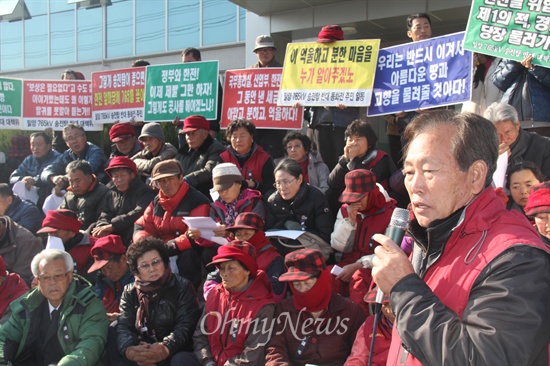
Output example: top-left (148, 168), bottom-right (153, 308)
top-left (21, 80), bottom-right (101, 131)
top-left (221, 68), bottom-right (302, 129)
top-left (91, 67), bottom-right (146, 123)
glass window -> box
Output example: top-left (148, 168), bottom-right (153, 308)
top-left (202, 0), bottom-right (237, 46)
top-left (0, 21), bottom-right (22, 70)
top-left (50, 0), bottom-right (72, 13)
top-left (167, 0), bottom-right (199, 51)
top-left (26, 1), bottom-right (47, 15)
top-left (136, 0), bottom-right (165, 54)
top-left (239, 6), bottom-right (245, 41)
top-left (24, 14), bottom-right (48, 68)
top-left (77, 6), bottom-right (102, 62)
top-left (106, 0), bottom-right (133, 58)
top-left (51, 11), bottom-right (75, 64)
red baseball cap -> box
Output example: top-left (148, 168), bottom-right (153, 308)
top-left (181, 115), bottom-right (210, 133)
top-left (105, 156), bottom-right (138, 177)
top-left (88, 234), bottom-right (127, 273)
top-left (109, 123), bottom-right (136, 142)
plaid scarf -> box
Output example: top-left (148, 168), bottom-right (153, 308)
top-left (134, 267), bottom-right (172, 339)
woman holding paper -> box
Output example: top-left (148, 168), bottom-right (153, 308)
top-left (209, 163), bottom-right (266, 234)
top-left (266, 158), bottom-right (333, 258)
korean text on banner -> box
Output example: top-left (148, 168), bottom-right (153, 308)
top-left (222, 68), bottom-right (303, 130)
top-left (91, 67), bottom-right (146, 123)
top-left (367, 32), bottom-right (472, 117)
top-left (0, 77), bottom-right (22, 130)
top-left (22, 80), bottom-right (101, 131)
top-left (144, 61), bottom-right (219, 122)
top-left (279, 39), bottom-right (380, 107)
top-left (464, 0), bottom-right (550, 68)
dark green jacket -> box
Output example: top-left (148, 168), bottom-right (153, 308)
top-left (0, 276), bottom-right (108, 366)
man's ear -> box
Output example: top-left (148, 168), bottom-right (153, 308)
top-left (469, 160), bottom-right (488, 194)
top-left (407, 30), bottom-right (413, 39)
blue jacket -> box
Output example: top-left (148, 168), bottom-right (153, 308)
top-left (492, 59), bottom-right (550, 122)
top-left (4, 196), bottom-right (44, 235)
top-left (41, 142), bottom-right (106, 183)
top-left (92, 269), bottom-right (134, 313)
top-left (9, 150), bottom-right (60, 187)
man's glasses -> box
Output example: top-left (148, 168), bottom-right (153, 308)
top-left (38, 272), bottom-right (70, 283)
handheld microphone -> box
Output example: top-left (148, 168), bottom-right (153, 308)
top-left (368, 207), bottom-right (410, 366)
top-left (375, 207), bottom-right (410, 306)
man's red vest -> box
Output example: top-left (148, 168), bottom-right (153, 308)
top-left (387, 189), bottom-right (549, 366)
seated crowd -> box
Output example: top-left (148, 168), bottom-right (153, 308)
top-left (1, 94), bottom-right (550, 365)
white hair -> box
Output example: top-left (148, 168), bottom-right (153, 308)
top-left (484, 102), bottom-right (520, 126)
top-left (31, 249), bottom-right (74, 277)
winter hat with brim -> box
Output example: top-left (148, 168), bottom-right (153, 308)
top-left (253, 35), bottom-right (276, 52)
top-left (226, 212), bottom-right (265, 232)
top-left (212, 163), bottom-right (244, 192)
top-left (151, 159), bottom-right (183, 181)
top-left (279, 248), bottom-right (326, 282)
top-left (339, 169), bottom-right (376, 203)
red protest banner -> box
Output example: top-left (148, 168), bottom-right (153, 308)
top-left (91, 67), bottom-right (146, 123)
top-left (221, 68), bottom-right (302, 130)
top-left (22, 80), bottom-right (101, 131)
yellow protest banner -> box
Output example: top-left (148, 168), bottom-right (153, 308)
top-left (279, 39), bottom-right (380, 107)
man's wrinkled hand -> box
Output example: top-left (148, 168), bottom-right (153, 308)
top-left (372, 233), bottom-right (415, 294)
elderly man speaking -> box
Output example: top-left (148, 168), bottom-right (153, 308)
top-left (372, 111), bottom-right (550, 365)
top-left (0, 249), bottom-right (108, 365)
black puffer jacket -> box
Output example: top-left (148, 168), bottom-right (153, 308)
top-left (93, 178), bottom-right (156, 245)
top-left (116, 272), bottom-right (200, 357)
top-left (507, 128), bottom-right (550, 180)
top-left (266, 182), bottom-right (333, 243)
top-left (59, 178), bottom-right (110, 231)
top-left (492, 58), bottom-right (550, 122)
top-left (176, 134), bottom-right (225, 198)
